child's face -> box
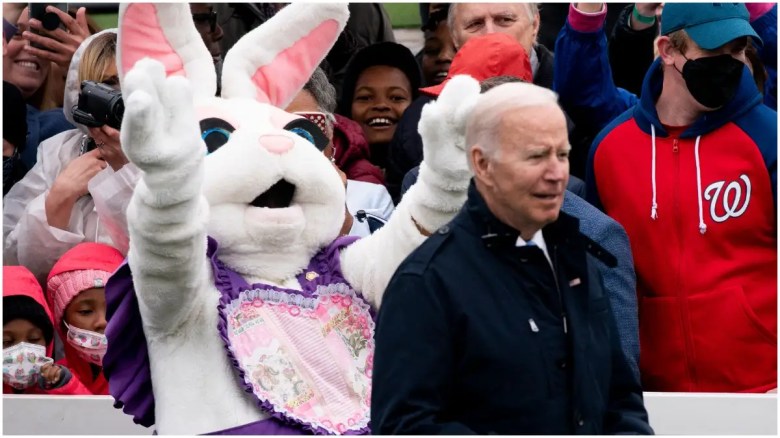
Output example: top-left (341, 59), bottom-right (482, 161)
top-left (351, 65), bottom-right (412, 146)
top-left (421, 22), bottom-right (455, 86)
top-left (3, 319), bottom-right (46, 349)
top-left (63, 288), bottom-right (107, 334)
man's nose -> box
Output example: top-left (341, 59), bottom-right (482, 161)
top-left (484, 20), bottom-right (498, 34)
top-left (545, 158), bottom-right (568, 182)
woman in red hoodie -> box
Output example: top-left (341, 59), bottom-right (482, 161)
top-left (45, 242), bottom-right (124, 395)
top-left (3, 265), bottom-right (88, 394)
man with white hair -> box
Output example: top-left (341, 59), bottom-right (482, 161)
top-left (447, 3), bottom-right (553, 87)
top-left (371, 81), bottom-right (652, 435)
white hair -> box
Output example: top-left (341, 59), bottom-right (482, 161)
top-left (448, 3), bottom-right (539, 48)
top-left (465, 82), bottom-right (559, 170)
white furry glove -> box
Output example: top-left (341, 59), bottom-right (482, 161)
top-left (405, 75), bottom-right (481, 233)
top-left (121, 58), bottom-right (206, 208)
top-left (120, 58), bottom-right (211, 330)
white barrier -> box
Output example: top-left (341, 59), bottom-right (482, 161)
top-left (2, 392), bottom-right (777, 435)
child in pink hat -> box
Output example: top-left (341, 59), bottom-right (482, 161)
top-left (46, 242), bottom-right (124, 395)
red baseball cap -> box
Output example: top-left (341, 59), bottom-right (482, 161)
top-left (420, 33), bottom-right (533, 98)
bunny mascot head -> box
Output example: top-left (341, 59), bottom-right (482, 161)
top-left (104, 2), bottom-right (481, 435)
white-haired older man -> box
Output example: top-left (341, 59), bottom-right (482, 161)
top-left (447, 3), bottom-right (552, 87)
top-left (372, 81), bottom-right (652, 435)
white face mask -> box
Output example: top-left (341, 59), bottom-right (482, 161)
top-left (3, 342), bottom-right (52, 390)
top-left (64, 322), bottom-right (107, 366)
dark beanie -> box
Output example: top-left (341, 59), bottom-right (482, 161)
top-left (337, 42), bottom-right (422, 118)
top-left (3, 295), bottom-right (54, 347)
top-left (3, 81), bottom-right (28, 152)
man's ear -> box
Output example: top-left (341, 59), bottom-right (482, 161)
top-left (470, 144), bottom-right (493, 187)
top-left (656, 36), bottom-right (677, 66)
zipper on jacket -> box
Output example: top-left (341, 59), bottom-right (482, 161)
top-left (552, 245), bottom-right (568, 334)
top-left (672, 136), bottom-right (697, 388)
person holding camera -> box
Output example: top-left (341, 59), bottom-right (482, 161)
top-left (4, 30), bottom-right (138, 285)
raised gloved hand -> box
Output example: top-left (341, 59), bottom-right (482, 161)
top-left (120, 58), bottom-right (205, 206)
top-left (406, 74), bottom-right (481, 234)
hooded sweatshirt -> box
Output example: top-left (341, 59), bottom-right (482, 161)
top-left (586, 59), bottom-right (777, 393)
top-left (333, 114), bottom-right (385, 185)
top-left (3, 29), bottom-right (140, 285)
top-left (3, 266), bottom-right (90, 395)
top-left (46, 242), bottom-right (125, 395)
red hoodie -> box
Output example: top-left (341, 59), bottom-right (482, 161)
top-left (3, 266), bottom-right (90, 395)
top-left (45, 243), bottom-right (124, 395)
top-left (587, 61), bottom-right (776, 393)
top-left (333, 114), bottom-right (385, 185)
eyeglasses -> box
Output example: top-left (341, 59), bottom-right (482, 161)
top-left (192, 11), bottom-right (217, 33)
top-left (294, 111), bottom-right (335, 136)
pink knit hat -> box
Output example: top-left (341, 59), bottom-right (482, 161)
top-left (46, 243), bottom-right (125, 330)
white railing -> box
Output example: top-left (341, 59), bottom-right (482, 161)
top-left (2, 392), bottom-right (777, 435)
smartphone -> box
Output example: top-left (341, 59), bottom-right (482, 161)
top-left (28, 3), bottom-right (67, 50)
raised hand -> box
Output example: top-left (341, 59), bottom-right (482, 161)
top-left (417, 75), bottom-right (481, 186)
top-left (22, 6), bottom-right (90, 71)
top-left (120, 58), bottom-right (204, 199)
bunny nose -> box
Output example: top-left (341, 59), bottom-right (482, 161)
top-left (259, 135), bottom-right (294, 155)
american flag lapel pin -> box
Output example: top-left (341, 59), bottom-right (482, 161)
top-left (568, 278), bottom-right (581, 287)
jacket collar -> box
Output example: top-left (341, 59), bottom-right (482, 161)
top-left (459, 180), bottom-right (580, 248)
top-left (532, 43), bottom-right (555, 89)
top-left (635, 58), bottom-right (762, 139)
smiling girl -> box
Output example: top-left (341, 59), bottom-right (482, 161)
top-left (338, 42), bottom-right (422, 170)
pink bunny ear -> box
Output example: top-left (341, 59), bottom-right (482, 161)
top-left (221, 3), bottom-right (349, 108)
top-left (118, 3), bottom-right (216, 98)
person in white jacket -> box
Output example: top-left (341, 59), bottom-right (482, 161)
top-left (3, 29), bottom-right (139, 284)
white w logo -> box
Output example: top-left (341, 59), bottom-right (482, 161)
top-left (703, 174), bottom-right (751, 223)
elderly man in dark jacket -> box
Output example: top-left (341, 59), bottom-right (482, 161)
top-left (372, 81), bottom-right (653, 435)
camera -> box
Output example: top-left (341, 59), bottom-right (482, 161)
top-left (72, 81), bottom-right (124, 130)
top-left (28, 3), bottom-right (68, 50)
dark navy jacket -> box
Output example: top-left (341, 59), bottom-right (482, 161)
top-left (372, 182), bottom-right (652, 435)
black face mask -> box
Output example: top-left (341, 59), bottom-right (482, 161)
top-left (676, 53), bottom-right (744, 109)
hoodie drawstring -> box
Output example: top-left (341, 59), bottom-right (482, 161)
top-left (650, 125), bottom-right (707, 234)
top-left (650, 125), bottom-right (658, 220)
top-left (694, 135), bottom-right (707, 234)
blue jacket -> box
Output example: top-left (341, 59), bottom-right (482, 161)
top-left (752, 4), bottom-right (777, 109)
top-left (23, 105), bottom-right (74, 169)
top-left (400, 170), bottom-right (638, 379)
top-left (562, 191), bottom-right (639, 379)
top-left (372, 182), bottom-right (652, 435)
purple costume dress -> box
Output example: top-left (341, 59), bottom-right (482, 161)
top-left (104, 236), bottom-right (374, 435)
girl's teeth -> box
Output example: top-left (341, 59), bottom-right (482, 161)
top-left (17, 61), bottom-right (38, 70)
